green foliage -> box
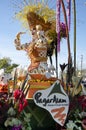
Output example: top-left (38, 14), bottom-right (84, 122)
top-left (46, 29), bottom-right (57, 42)
top-left (0, 57), bottom-right (18, 73)
top-left (0, 57), bottom-right (11, 69)
top-left (0, 74), bottom-right (31, 130)
top-left (21, 111), bottom-right (32, 130)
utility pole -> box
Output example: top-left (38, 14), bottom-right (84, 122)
top-left (81, 55), bottom-right (83, 76)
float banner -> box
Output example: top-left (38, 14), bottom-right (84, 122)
top-left (33, 80), bottom-right (69, 126)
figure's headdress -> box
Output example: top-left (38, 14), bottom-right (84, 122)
top-left (15, 1), bottom-right (56, 31)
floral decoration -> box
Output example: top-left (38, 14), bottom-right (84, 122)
top-left (62, 76), bottom-right (86, 130)
top-left (0, 73), bottom-right (31, 130)
top-left (15, 2), bottom-right (55, 29)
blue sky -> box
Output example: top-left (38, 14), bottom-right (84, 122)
top-left (0, 0), bottom-right (86, 72)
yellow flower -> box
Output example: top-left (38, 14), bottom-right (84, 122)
top-left (15, 2), bottom-right (55, 29)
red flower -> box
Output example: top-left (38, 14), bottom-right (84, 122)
top-left (18, 103), bottom-right (24, 112)
top-left (82, 102), bottom-right (86, 110)
top-left (18, 99), bottom-right (28, 112)
top-left (13, 89), bottom-right (28, 112)
top-left (13, 89), bottom-right (21, 99)
top-left (23, 99), bottom-right (28, 108)
top-left (78, 95), bottom-right (86, 111)
top-left (78, 95), bottom-right (85, 103)
top-left (13, 89), bottom-right (25, 100)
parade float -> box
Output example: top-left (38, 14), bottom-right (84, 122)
top-left (0, 0), bottom-right (86, 130)
top-left (13, 0), bottom-right (69, 129)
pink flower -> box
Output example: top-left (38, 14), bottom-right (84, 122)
top-left (82, 119), bottom-right (86, 129)
top-left (60, 22), bottom-right (67, 38)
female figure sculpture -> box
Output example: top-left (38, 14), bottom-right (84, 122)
top-left (14, 25), bottom-right (48, 74)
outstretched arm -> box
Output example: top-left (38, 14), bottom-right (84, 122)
top-left (14, 32), bottom-right (29, 50)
